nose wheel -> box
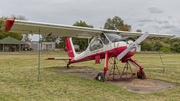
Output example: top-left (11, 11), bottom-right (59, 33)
top-left (96, 72), bottom-right (105, 82)
top-left (137, 70), bottom-right (146, 79)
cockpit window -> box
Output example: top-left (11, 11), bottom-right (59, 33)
top-left (90, 38), bottom-right (103, 51)
top-left (100, 33), bottom-right (109, 44)
top-left (105, 33), bottom-right (123, 42)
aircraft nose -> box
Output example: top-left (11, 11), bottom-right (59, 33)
top-left (126, 38), bottom-right (136, 53)
top-left (113, 38), bottom-right (136, 59)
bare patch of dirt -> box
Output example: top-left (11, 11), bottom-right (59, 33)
top-left (55, 67), bottom-right (178, 93)
top-left (127, 79), bottom-right (164, 88)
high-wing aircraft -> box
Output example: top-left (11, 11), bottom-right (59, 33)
top-left (5, 19), bottom-right (175, 81)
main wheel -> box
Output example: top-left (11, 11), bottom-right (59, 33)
top-left (137, 70), bottom-right (145, 79)
top-left (97, 72), bottom-right (105, 82)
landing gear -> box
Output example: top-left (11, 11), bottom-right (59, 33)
top-left (96, 72), bottom-right (105, 82)
top-left (67, 63), bottom-right (70, 69)
top-left (137, 70), bottom-right (146, 79)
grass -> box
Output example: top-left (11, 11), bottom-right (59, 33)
top-left (0, 53), bottom-right (180, 100)
top-left (0, 51), bottom-right (67, 54)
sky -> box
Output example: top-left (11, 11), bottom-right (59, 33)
top-left (1, 0), bottom-right (180, 41)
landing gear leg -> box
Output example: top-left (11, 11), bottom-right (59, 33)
top-left (67, 63), bottom-right (70, 69)
top-left (129, 58), bottom-right (147, 79)
top-left (67, 60), bottom-right (71, 69)
top-left (95, 52), bottom-right (109, 82)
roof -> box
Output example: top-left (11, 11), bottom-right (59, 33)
top-left (0, 36), bottom-right (25, 44)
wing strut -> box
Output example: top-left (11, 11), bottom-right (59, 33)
top-left (155, 39), bottom-right (166, 73)
top-left (38, 29), bottom-right (41, 81)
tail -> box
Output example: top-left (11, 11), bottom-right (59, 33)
top-left (65, 37), bottom-right (77, 57)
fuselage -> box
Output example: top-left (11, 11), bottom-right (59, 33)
top-left (69, 33), bottom-right (136, 64)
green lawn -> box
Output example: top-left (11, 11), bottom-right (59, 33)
top-left (0, 53), bottom-right (180, 101)
top-left (0, 51), bottom-right (67, 54)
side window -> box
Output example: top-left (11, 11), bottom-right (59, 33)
top-left (90, 38), bottom-right (103, 51)
top-left (100, 33), bottom-right (109, 44)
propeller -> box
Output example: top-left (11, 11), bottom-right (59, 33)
top-left (117, 32), bottom-right (149, 61)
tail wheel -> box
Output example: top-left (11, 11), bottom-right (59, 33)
top-left (97, 72), bottom-right (105, 82)
top-left (137, 71), bottom-right (145, 79)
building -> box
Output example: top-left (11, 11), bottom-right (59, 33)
top-left (0, 36), bottom-right (26, 52)
top-left (25, 42), bottom-right (56, 51)
top-left (136, 45), bottom-right (141, 52)
top-left (41, 42), bottom-right (56, 51)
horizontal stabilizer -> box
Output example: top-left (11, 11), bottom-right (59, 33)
top-left (46, 57), bottom-right (71, 60)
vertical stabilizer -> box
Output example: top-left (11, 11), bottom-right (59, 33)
top-left (65, 37), bottom-right (76, 57)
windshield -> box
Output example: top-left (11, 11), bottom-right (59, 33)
top-left (105, 33), bottom-right (123, 42)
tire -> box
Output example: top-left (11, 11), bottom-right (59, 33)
top-left (137, 70), bottom-right (145, 79)
top-left (97, 72), bottom-right (105, 82)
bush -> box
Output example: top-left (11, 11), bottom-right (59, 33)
top-left (160, 45), bottom-right (171, 53)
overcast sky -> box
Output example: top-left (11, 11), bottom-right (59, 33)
top-left (1, 0), bottom-right (180, 41)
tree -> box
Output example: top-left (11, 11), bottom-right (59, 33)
top-left (41, 35), bottom-right (59, 42)
top-left (59, 36), bottom-right (67, 49)
top-left (10, 14), bottom-right (28, 20)
top-left (59, 21), bottom-right (93, 50)
top-left (168, 38), bottom-right (180, 53)
top-left (140, 41), bottom-right (164, 51)
top-left (104, 16), bottom-right (131, 31)
top-left (73, 20), bottom-right (93, 28)
top-left (23, 34), bottom-right (32, 42)
top-left (160, 45), bottom-right (171, 53)
top-left (72, 21), bottom-right (93, 50)
top-left (136, 29), bottom-right (142, 32)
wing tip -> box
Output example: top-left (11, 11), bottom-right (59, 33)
top-left (5, 19), bottom-right (14, 32)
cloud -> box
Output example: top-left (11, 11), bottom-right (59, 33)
top-left (166, 28), bottom-right (180, 37)
top-left (147, 7), bottom-right (164, 14)
top-left (137, 23), bottom-right (145, 27)
top-left (154, 18), bottom-right (168, 24)
top-left (161, 24), bottom-right (180, 37)
top-left (152, 25), bottom-right (160, 29)
top-left (161, 24), bottom-right (176, 29)
top-left (168, 16), bottom-right (172, 19)
top-left (139, 19), bottom-right (154, 22)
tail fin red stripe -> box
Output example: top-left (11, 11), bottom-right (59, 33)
top-left (65, 37), bottom-right (76, 57)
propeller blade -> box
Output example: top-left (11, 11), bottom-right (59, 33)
top-left (117, 32), bottom-right (149, 61)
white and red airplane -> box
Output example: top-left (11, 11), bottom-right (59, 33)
top-left (5, 19), bottom-right (175, 81)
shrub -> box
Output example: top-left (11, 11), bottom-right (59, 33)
top-left (160, 45), bottom-right (171, 53)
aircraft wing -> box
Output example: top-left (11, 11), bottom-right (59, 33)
top-left (5, 19), bottom-right (175, 40)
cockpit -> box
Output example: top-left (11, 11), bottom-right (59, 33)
top-left (101, 33), bottom-right (125, 43)
top-left (90, 33), bottom-right (125, 51)
top-left (90, 33), bottom-right (135, 51)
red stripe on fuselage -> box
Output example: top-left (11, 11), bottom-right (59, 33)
top-left (69, 46), bottom-right (136, 64)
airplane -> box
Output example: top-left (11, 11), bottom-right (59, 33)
top-left (5, 19), bottom-right (175, 82)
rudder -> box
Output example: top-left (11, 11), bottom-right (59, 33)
top-left (65, 37), bottom-right (76, 57)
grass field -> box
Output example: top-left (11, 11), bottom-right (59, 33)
top-left (0, 53), bottom-right (180, 101)
top-left (0, 51), bottom-right (67, 54)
